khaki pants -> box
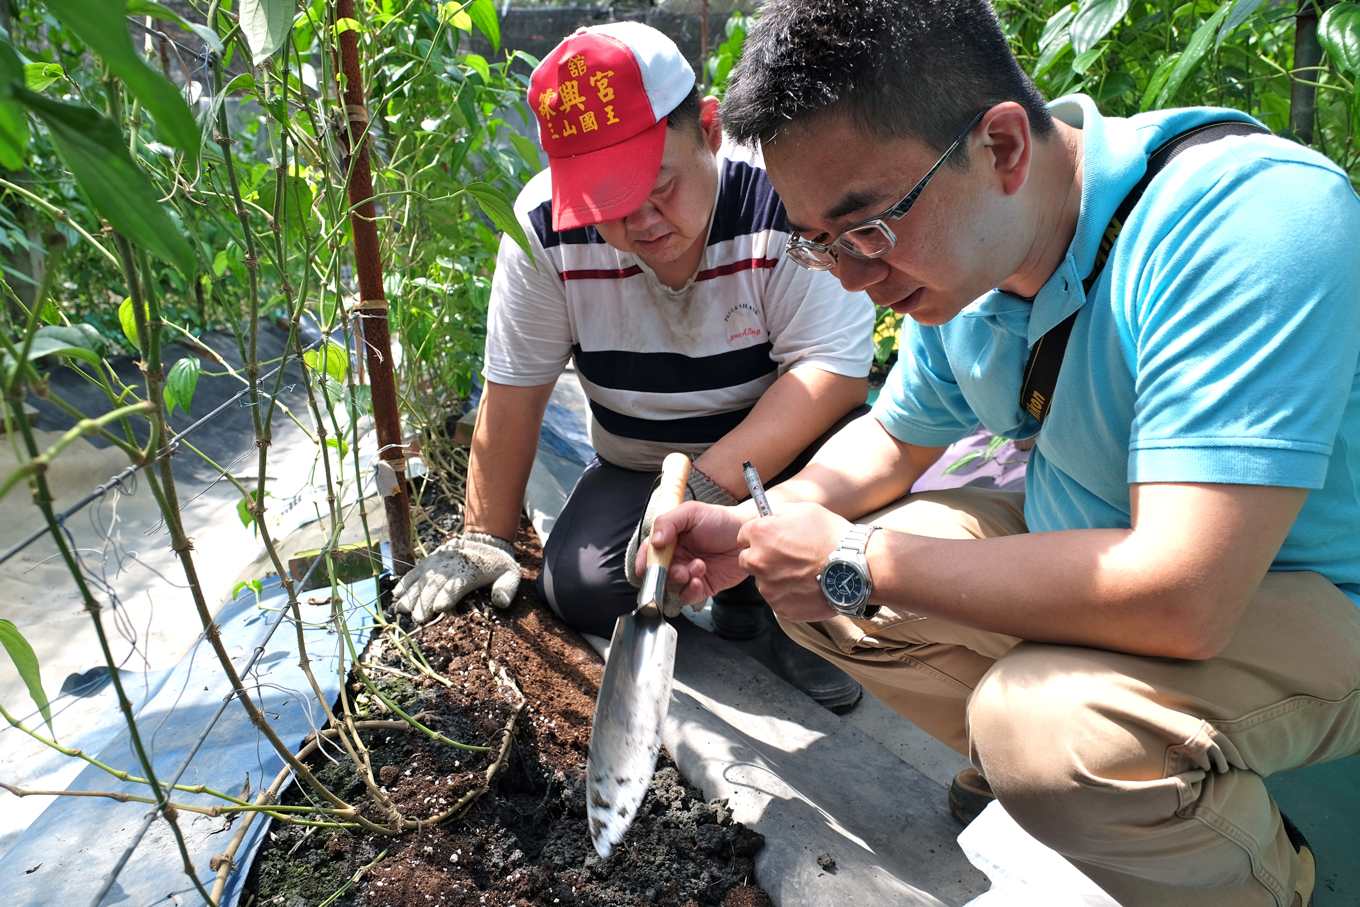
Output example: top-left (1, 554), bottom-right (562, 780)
top-left (778, 488), bottom-right (1360, 906)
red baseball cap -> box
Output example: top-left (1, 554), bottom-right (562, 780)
top-left (529, 23), bottom-right (696, 231)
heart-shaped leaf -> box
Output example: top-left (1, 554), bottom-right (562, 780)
top-left (1319, 3), bottom-right (1360, 76)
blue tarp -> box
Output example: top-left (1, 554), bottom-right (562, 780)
top-left (0, 574), bottom-right (376, 906)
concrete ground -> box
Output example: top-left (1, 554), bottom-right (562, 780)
top-left (527, 370), bottom-right (1360, 906)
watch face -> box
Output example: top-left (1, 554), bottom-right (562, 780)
top-left (821, 560), bottom-right (867, 609)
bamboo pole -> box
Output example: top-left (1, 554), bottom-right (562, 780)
top-left (333, 0), bottom-right (415, 577)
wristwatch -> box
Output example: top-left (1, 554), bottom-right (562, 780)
top-left (817, 524), bottom-right (877, 618)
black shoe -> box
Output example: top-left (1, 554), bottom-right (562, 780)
top-left (710, 597), bottom-right (766, 640)
top-left (948, 767), bottom-right (994, 826)
top-left (1281, 812), bottom-right (1316, 907)
top-left (768, 623), bottom-right (862, 714)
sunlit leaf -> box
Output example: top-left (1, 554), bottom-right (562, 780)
top-left (23, 63), bottom-right (64, 93)
top-left (468, 0), bottom-right (500, 52)
top-left (17, 90), bottom-right (195, 275)
top-left (463, 52), bottom-right (491, 84)
top-left (325, 435), bottom-right (349, 459)
top-left (439, 3), bottom-right (473, 31)
top-left (240, 0), bottom-right (296, 64)
top-left (1157, 3), bottom-right (1231, 107)
top-left (304, 340), bottom-right (349, 383)
top-left (333, 17), bottom-right (362, 35)
top-left (238, 490), bottom-right (257, 528)
top-left (42, 0), bottom-right (199, 163)
top-left (1319, 3), bottom-right (1360, 76)
top-left (163, 356), bottom-right (202, 416)
top-left (0, 619), bottom-right (53, 734)
top-left (118, 296), bottom-right (143, 350)
top-left (1070, 0), bottom-right (1130, 54)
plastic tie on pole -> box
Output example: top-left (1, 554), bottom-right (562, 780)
top-left (352, 296), bottom-right (388, 315)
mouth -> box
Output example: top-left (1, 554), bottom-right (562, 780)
top-left (632, 232), bottom-right (672, 249)
top-left (885, 287), bottom-right (925, 316)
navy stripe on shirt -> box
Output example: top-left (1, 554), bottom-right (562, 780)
top-left (527, 200), bottom-right (607, 249)
top-left (707, 159), bottom-right (788, 246)
top-left (590, 400), bottom-right (754, 444)
top-left (573, 343), bottom-right (776, 394)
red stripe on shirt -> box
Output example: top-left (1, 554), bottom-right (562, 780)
top-left (558, 265), bottom-right (644, 282)
top-left (695, 258), bottom-right (779, 282)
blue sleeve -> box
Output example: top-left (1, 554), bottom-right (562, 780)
top-left (1125, 150), bottom-right (1360, 488)
top-left (871, 322), bottom-right (977, 448)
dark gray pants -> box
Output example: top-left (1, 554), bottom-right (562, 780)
top-left (538, 405), bottom-right (868, 637)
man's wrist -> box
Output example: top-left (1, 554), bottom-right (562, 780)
top-left (688, 464), bottom-right (740, 506)
top-left (462, 529), bottom-right (516, 555)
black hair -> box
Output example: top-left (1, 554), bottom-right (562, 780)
top-left (722, 0), bottom-right (1053, 156)
top-left (665, 86), bottom-right (703, 137)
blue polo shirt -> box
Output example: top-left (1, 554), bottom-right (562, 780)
top-left (872, 94), bottom-right (1360, 601)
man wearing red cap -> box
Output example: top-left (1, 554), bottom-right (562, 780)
top-left (394, 22), bottom-right (876, 712)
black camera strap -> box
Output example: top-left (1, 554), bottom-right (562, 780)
top-left (1018, 120), bottom-right (1269, 425)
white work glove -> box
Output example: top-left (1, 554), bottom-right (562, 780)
top-left (624, 465), bottom-right (738, 618)
top-left (393, 531), bottom-right (519, 623)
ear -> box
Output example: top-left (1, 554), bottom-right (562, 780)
top-left (978, 102), bottom-right (1032, 196)
top-left (700, 95), bottom-right (722, 153)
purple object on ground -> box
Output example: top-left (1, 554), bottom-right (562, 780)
top-left (912, 428), bottom-right (1030, 494)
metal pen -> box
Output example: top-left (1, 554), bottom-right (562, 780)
top-left (741, 460), bottom-right (773, 517)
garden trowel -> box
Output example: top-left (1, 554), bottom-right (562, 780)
top-left (586, 451), bottom-right (690, 858)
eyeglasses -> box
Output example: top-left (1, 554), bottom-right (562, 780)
top-left (785, 110), bottom-right (987, 271)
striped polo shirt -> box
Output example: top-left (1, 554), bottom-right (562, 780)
top-left (483, 141), bottom-right (874, 471)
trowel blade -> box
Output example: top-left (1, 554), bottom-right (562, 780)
top-left (586, 609), bottom-right (678, 858)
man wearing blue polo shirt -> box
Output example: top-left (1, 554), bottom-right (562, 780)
top-left (643, 0), bottom-right (1360, 903)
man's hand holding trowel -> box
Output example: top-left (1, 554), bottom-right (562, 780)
top-left (586, 453), bottom-right (691, 858)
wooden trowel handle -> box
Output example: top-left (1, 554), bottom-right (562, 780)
top-left (646, 453), bottom-right (692, 571)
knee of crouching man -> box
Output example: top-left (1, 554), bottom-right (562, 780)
top-left (965, 646), bottom-right (1128, 857)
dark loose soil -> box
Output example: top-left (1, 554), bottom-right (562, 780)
top-left (245, 490), bottom-right (770, 907)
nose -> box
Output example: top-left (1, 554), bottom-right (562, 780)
top-left (623, 200), bottom-right (663, 232)
top-left (832, 254), bottom-right (889, 294)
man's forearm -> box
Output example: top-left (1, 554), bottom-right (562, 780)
top-left (867, 482), bottom-right (1306, 660)
top-left (694, 367), bottom-right (866, 498)
top-left (463, 380), bottom-right (555, 540)
top-left (765, 412), bottom-right (946, 521)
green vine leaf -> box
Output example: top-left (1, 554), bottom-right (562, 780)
top-left (23, 63), bottom-right (65, 93)
top-left (163, 356), bottom-right (202, 416)
top-left (17, 89), bottom-right (195, 276)
top-left (1319, 3), bottom-right (1360, 76)
top-left (0, 618), bottom-right (54, 734)
top-left (42, 0), bottom-right (199, 164)
top-left (3, 325), bottom-right (107, 379)
top-left (304, 340), bottom-right (349, 384)
top-left (118, 296), bottom-right (144, 350)
top-left (238, 490), bottom-right (258, 530)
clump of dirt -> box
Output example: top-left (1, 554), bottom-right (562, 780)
top-left (245, 486), bottom-right (769, 906)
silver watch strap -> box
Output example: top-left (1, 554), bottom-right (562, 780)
top-left (839, 523), bottom-right (876, 556)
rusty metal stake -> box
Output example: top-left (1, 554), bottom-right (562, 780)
top-left (333, 0), bottom-right (414, 577)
